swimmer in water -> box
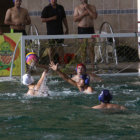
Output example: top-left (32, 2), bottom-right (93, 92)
top-left (49, 61), bottom-right (99, 94)
top-left (22, 69), bottom-right (49, 96)
top-left (92, 89), bottom-right (126, 110)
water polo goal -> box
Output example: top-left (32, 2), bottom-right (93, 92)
top-left (1, 23), bottom-right (140, 80)
top-left (20, 32), bottom-right (140, 79)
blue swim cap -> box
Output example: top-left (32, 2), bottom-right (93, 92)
top-left (81, 74), bottom-right (90, 86)
top-left (98, 89), bottom-right (112, 103)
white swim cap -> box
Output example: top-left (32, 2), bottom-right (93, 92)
top-left (22, 74), bottom-right (34, 85)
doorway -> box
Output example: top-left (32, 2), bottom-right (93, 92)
top-left (0, 0), bottom-right (13, 33)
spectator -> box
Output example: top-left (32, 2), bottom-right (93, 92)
top-left (4, 0), bottom-right (31, 35)
top-left (41, 0), bottom-right (69, 63)
top-left (73, 0), bottom-right (97, 65)
top-left (49, 61), bottom-right (95, 94)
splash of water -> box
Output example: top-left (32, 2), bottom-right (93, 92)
top-left (38, 74), bottom-right (49, 96)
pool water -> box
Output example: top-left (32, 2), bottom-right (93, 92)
top-left (0, 76), bottom-right (140, 140)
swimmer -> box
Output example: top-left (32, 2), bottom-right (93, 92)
top-left (22, 69), bottom-right (49, 96)
top-left (72, 63), bottom-right (102, 83)
top-left (49, 61), bottom-right (94, 94)
top-left (92, 89), bottom-right (126, 110)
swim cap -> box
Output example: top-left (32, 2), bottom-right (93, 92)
top-left (81, 74), bottom-right (90, 86)
top-left (76, 63), bottom-right (86, 71)
top-left (22, 74), bottom-right (34, 85)
top-left (98, 89), bottom-right (112, 103)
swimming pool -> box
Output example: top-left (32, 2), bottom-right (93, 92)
top-left (0, 75), bottom-right (140, 140)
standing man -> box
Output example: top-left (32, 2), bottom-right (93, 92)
top-left (41, 0), bottom-right (69, 63)
top-left (73, 0), bottom-right (97, 65)
top-left (4, 0), bottom-right (31, 35)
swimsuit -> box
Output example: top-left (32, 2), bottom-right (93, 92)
top-left (78, 27), bottom-right (95, 34)
top-left (13, 29), bottom-right (27, 35)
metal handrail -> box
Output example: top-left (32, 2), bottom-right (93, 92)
top-left (27, 24), bottom-right (40, 56)
top-left (98, 22), bottom-right (118, 65)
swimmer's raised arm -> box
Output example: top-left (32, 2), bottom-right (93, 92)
top-left (49, 61), bottom-right (77, 87)
top-left (36, 70), bottom-right (48, 89)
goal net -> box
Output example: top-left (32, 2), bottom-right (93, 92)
top-left (21, 33), bottom-right (140, 78)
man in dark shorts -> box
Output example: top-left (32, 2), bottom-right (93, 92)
top-left (41, 0), bottom-right (69, 63)
top-left (74, 0), bottom-right (97, 65)
top-left (4, 0), bottom-right (31, 35)
top-left (78, 27), bottom-right (95, 35)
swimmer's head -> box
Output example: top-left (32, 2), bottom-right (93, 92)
top-left (98, 89), bottom-right (112, 103)
top-left (13, 0), bottom-right (22, 7)
top-left (13, 0), bottom-right (22, 3)
top-left (22, 74), bottom-right (34, 86)
top-left (48, 0), bottom-right (57, 5)
top-left (76, 63), bottom-right (86, 75)
top-left (80, 0), bottom-right (88, 4)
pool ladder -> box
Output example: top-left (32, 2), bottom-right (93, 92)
top-left (27, 24), bottom-right (40, 57)
top-left (95, 22), bottom-right (118, 65)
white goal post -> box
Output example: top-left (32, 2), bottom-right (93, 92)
top-left (20, 33), bottom-right (140, 80)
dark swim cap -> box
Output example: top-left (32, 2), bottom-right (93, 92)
top-left (98, 89), bottom-right (112, 103)
top-left (81, 74), bottom-right (90, 86)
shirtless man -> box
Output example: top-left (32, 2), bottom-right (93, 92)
top-left (74, 0), bottom-right (97, 64)
top-left (92, 89), bottom-right (126, 110)
top-left (50, 61), bottom-right (96, 94)
top-left (4, 0), bottom-right (31, 35)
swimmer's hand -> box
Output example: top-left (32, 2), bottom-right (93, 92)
top-left (49, 61), bottom-right (58, 71)
top-left (42, 70), bottom-right (48, 77)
